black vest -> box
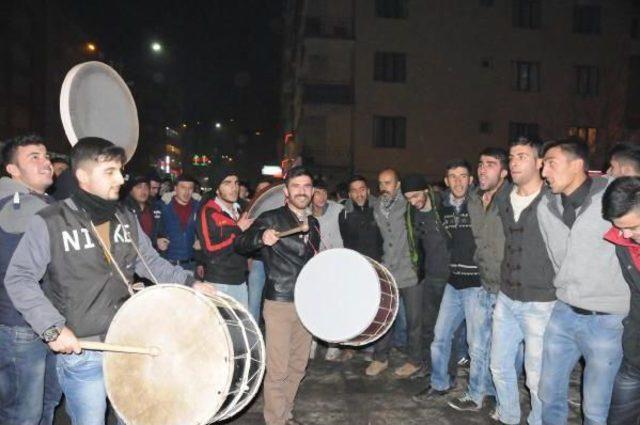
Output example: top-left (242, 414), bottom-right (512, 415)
top-left (39, 199), bottom-right (139, 338)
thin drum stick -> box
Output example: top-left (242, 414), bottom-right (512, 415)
top-left (79, 341), bottom-right (160, 356)
top-left (274, 222), bottom-right (309, 238)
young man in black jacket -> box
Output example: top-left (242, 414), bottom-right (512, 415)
top-left (4, 137), bottom-right (216, 425)
top-left (234, 166), bottom-right (320, 425)
top-left (604, 176), bottom-right (640, 425)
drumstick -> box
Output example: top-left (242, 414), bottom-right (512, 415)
top-left (274, 222), bottom-right (309, 238)
top-left (79, 341), bottom-right (160, 356)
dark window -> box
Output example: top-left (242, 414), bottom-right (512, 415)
top-left (568, 126), bottom-right (597, 152)
top-left (575, 65), bottom-right (599, 96)
top-left (374, 52), bottom-right (406, 82)
top-left (480, 121), bottom-right (493, 134)
top-left (373, 116), bottom-right (406, 148)
top-left (512, 0), bottom-right (541, 29)
top-left (513, 61), bottom-right (541, 91)
top-left (632, 18), bottom-right (639, 39)
top-left (303, 84), bottom-right (353, 104)
top-left (509, 121), bottom-right (539, 142)
top-left (480, 0), bottom-right (494, 6)
top-left (573, 5), bottom-right (601, 34)
top-left (481, 57), bottom-right (494, 68)
top-left (375, 0), bottom-right (408, 19)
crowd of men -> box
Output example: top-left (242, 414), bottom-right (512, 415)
top-left (1, 134), bottom-right (640, 425)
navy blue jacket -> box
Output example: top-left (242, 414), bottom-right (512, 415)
top-left (158, 198), bottom-right (199, 261)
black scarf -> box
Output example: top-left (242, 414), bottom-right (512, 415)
top-left (72, 189), bottom-right (119, 225)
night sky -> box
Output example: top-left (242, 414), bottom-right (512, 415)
top-left (59, 0), bottom-right (284, 170)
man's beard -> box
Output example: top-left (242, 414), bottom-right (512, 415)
top-left (290, 195), bottom-right (310, 209)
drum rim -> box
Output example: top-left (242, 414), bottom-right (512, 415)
top-left (245, 183), bottom-right (284, 219)
top-left (59, 60), bottom-right (139, 163)
top-left (294, 248), bottom-right (383, 343)
top-left (210, 292), bottom-right (266, 421)
top-left (103, 284), bottom-right (234, 425)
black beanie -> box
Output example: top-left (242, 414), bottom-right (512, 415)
top-left (210, 165), bottom-right (238, 191)
top-left (401, 173), bottom-right (427, 194)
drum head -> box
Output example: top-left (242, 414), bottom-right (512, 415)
top-left (246, 184), bottom-right (285, 219)
top-left (103, 284), bottom-right (233, 425)
top-left (60, 61), bottom-right (139, 163)
top-left (294, 248), bottom-right (381, 343)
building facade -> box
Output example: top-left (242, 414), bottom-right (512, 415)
top-left (281, 0), bottom-right (640, 182)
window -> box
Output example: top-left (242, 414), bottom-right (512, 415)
top-left (513, 61), bottom-right (541, 92)
top-left (575, 65), bottom-right (599, 96)
top-left (632, 18), bottom-right (639, 39)
top-left (509, 121), bottom-right (539, 142)
top-left (568, 126), bottom-right (597, 152)
top-left (480, 121), bottom-right (493, 134)
top-left (481, 57), bottom-right (494, 68)
top-left (480, 0), bottom-right (494, 6)
top-left (573, 5), bottom-right (601, 34)
top-left (512, 0), bottom-right (541, 29)
top-left (375, 0), bottom-right (407, 19)
top-left (374, 52), bottom-right (406, 82)
top-left (373, 116), bottom-right (406, 148)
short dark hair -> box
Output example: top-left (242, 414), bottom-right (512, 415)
top-left (603, 176), bottom-right (640, 220)
top-left (509, 136), bottom-right (543, 157)
top-left (445, 158), bottom-right (472, 174)
top-left (336, 182), bottom-right (348, 199)
top-left (479, 147), bottom-right (508, 170)
top-left (1, 134), bottom-right (45, 170)
top-left (71, 137), bottom-right (126, 172)
top-left (284, 166), bottom-right (313, 186)
top-left (51, 157), bottom-right (69, 166)
top-left (314, 179), bottom-right (328, 190)
top-left (348, 174), bottom-right (368, 189)
top-left (609, 142), bottom-right (640, 174)
top-left (542, 137), bottom-right (590, 170)
top-left (176, 174), bottom-right (197, 185)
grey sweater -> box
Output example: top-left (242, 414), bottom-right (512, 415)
top-left (536, 177), bottom-right (629, 315)
top-left (374, 192), bottom-right (418, 289)
top-left (314, 200), bottom-right (344, 251)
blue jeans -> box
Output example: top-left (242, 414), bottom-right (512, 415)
top-left (56, 351), bottom-right (108, 425)
top-left (609, 359), bottom-right (640, 425)
top-left (490, 293), bottom-right (555, 425)
top-left (392, 297), bottom-right (407, 348)
top-left (216, 282), bottom-right (249, 310)
top-left (431, 285), bottom-right (495, 405)
top-left (539, 301), bottom-right (624, 425)
top-left (0, 325), bottom-right (61, 425)
top-left (247, 260), bottom-right (265, 321)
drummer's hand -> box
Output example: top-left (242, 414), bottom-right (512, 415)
top-left (157, 238), bottom-right (170, 251)
top-left (237, 213), bottom-right (254, 231)
top-left (262, 229), bottom-right (279, 246)
top-left (193, 282), bottom-right (217, 297)
top-left (48, 326), bottom-right (81, 354)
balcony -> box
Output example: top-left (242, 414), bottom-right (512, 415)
top-left (303, 84), bottom-right (353, 105)
top-left (304, 16), bottom-right (353, 39)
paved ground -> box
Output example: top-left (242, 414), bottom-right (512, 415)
top-left (54, 346), bottom-right (583, 425)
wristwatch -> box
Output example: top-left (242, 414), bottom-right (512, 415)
top-left (42, 326), bottom-right (61, 343)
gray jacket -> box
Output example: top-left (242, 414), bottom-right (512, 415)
top-left (468, 182), bottom-right (511, 294)
top-left (537, 177), bottom-right (629, 315)
top-left (315, 200), bottom-right (344, 251)
top-left (5, 198), bottom-right (195, 338)
top-left (374, 192), bottom-right (418, 288)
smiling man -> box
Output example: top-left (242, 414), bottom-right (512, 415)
top-left (4, 137), bottom-right (216, 425)
top-left (604, 176), bottom-right (640, 425)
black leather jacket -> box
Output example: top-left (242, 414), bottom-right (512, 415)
top-left (234, 206), bottom-right (320, 302)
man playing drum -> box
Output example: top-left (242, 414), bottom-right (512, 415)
top-left (235, 166), bottom-right (320, 425)
top-left (4, 137), bottom-right (217, 425)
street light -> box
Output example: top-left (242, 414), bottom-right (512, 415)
top-left (215, 122), bottom-right (222, 129)
top-left (151, 42), bottom-right (163, 53)
top-left (85, 42), bottom-right (97, 53)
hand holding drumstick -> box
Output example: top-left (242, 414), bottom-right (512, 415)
top-left (262, 221), bottom-right (310, 246)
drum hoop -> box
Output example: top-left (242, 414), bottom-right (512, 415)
top-left (211, 292), bottom-right (266, 421)
top-left (245, 183), bottom-right (284, 219)
top-left (103, 284), bottom-right (235, 425)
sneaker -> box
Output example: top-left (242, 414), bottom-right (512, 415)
top-left (412, 386), bottom-right (450, 403)
top-left (457, 356), bottom-right (470, 368)
top-left (447, 394), bottom-right (482, 412)
top-left (409, 365), bottom-right (431, 380)
top-left (365, 360), bottom-right (388, 376)
top-left (489, 408), bottom-right (500, 422)
top-left (393, 362), bottom-right (422, 378)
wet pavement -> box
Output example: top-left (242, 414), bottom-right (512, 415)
top-left (55, 346), bottom-right (583, 424)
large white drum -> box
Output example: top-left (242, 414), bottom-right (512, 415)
top-left (103, 284), bottom-right (265, 424)
top-left (294, 248), bottom-right (399, 346)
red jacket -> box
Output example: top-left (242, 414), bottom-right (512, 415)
top-left (196, 199), bottom-right (247, 284)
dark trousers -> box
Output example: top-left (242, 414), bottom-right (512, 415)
top-left (609, 359), bottom-right (640, 425)
top-left (374, 278), bottom-right (447, 365)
